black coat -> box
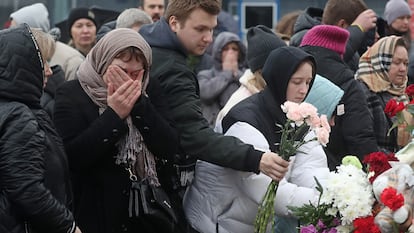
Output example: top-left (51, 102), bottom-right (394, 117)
top-left (290, 7), bottom-right (366, 72)
top-left (0, 25), bottom-right (75, 233)
top-left (302, 46), bottom-right (379, 170)
top-left (40, 65), bottom-right (66, 119)
top-left (139, 18), bottom-right (263, 173)
top-left (53, 77), bottom-right (179, 233)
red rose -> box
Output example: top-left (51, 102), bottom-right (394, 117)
top-left (384, 99), bottom-right (405, 117)
top-left (380, 187), bottom-right (404, 211)
top-left (405, 84), bottom-right (414, 98)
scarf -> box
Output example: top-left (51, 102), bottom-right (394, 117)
top-left (356, 36), bottom-right (407, 96)
top-left (77, 28), bottom-right (159, 186)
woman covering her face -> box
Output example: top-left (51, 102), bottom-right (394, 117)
top-left (53, 28), bottom-right (179, 233)
top-left (356, 35), bottom-right (410, 152)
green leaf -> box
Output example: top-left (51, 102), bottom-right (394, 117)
top-left (406, 104), bottom-right (414, 115)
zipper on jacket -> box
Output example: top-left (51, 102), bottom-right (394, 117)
top-left (24, 221), bottom-right (30, 233)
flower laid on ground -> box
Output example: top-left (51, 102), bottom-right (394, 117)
top-left (289, 152), bottom-right (409, 233)
top-left (363, 151), bottom-right (399, 183)
top-left (288, 178), bottom-right (341, 233)
top-left (254, 101), bottom-right (331, 233)
top-left (320, 157), bottom-right (375, 230)
top-left (380, 187), bottom-right (405, 212)
top-left (371, 163), bottom-right (414, 233)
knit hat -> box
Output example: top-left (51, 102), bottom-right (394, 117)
top-left (67, 8), bottom-right (97, 37)
top-left (305, 75), bottom-right (344, 119)
top-left (300, 25), bottom-right (350, 57)
top-left (246, 25), bottom-right (286, 73)
top-left (384, 0), bottom-right (412, 25)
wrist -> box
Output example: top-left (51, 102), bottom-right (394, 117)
top-left (351, 23), bottom-right (364, 32)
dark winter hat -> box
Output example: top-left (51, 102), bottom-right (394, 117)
top-left (384, 0), bottom-right (412, 25)
top-left (246, 25), bottom-right (286, 73)
top-left (300, 25), bottom-right (350, 57)
top-left (67, 8), bottom-right (97, 37)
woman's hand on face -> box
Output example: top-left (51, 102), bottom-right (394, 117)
top-left (222, 50), bottom-right (239, 77)
top-left (74, 226), bottom-right (82, 233)
top-left (104, 65), bottom-right (132, 90)
top-left (107, 78), bottom-right (141, 119)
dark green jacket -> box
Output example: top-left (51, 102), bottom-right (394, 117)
top-left (139, 18), bottom-right (262, 173)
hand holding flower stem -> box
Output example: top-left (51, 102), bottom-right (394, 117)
top-left (254, 101), bottom-right (330, 233)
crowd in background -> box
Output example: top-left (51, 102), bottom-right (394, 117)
top-left (1, 0), bottom-right (413, 233)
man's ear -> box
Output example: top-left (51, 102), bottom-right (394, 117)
top-left (169, 16), bottom-right (179, 33)
top-left (336, 19), bottom-right (349, 29)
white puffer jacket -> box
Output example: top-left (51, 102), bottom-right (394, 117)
top-left (183, 122), bottom-right (330, 233)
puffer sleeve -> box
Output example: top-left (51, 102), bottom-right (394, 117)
top-left (0, 104), bottom-right (75, 233)
top-left (225, 121), bottom-right (322, 217)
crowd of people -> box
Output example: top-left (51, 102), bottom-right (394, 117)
top-left (1, 0), bottom-right (413, 233)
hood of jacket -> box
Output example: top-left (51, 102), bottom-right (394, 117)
top-left (0, 24), bottom-right (44, 109)
top-left (262, 46), bottom-right (316, 105)
top-left (290, 7), bottom-right (323, 46)
top-left (10, 3), bottom-right (50, 33)
top-left (139, 17), bottom-right (187, 57)
top-left (223, 47), bottom-right (316, 147)
top-left (211, 31), bottom-right (246, 70)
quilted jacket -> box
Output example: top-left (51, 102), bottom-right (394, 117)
top-left (0, 24), bottom-right (75, 233)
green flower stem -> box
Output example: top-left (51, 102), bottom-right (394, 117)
top-left (255, 180), bottom-right (279, 233)
top-left (254, 119), bottom-right (311, 233)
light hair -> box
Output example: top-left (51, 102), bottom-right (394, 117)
top-left (322, 0), bottom-right (367, 26)
top-left (31, 27), bottom-right (55, 61)
top-left (251, 70), bottom-right (266, 91)
top-left (165, 0), bottom-right (221, 24)
top-left (116, 8), bottom-right (153, 29)
top-left (275, 10), bottom-right (302, 37)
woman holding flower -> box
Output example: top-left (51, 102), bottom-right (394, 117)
top-left (355, 36), bottom-right (411, 152)
top-left (183, 47), bottom-right (335, 233)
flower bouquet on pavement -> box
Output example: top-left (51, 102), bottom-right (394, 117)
top-left (288, 152), bottom-right (407, 233)
top-left (289, 156), bottom-right (377, 233)
top-left (254, 101), bottom-right (331, 233)
top-left (368, 152), bottom-right (414, 233)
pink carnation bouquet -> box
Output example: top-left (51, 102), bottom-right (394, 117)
top-left (254, 101), bottom-right (331, 233)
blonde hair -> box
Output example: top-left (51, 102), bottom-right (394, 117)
top-left (251, 69), bottom-right (267, 91)
top-left (31, 28), bottom-right (56, 61)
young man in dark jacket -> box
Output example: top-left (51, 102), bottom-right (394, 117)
top-left (139, 0), bottom-right (289, 231)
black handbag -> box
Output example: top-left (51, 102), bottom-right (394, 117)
top-left (128, 169), bottom-right (178, 232)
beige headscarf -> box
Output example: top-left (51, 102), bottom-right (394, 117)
top-left (356, 36), bottom-right (407, 96)
top-left (77, 28), bottom-right (159, 185)
top-left (356, 36), bottom-right (412, 147)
